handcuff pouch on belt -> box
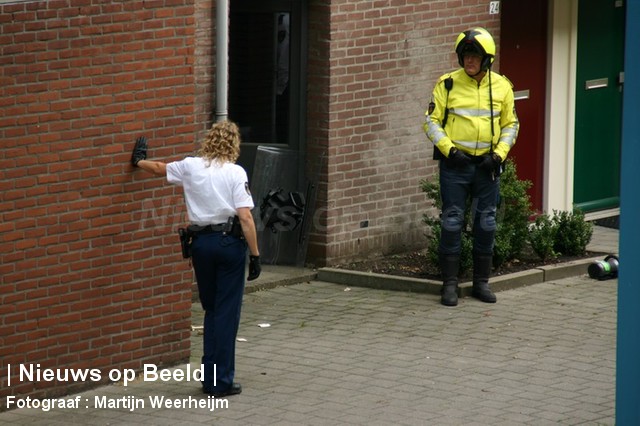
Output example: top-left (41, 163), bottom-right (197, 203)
top-left (178, 227), bottom-right (192, 259)
top-left (178, 216), bottom-right (244, 259)
top-left (223, 216), bottom-right (245, 239)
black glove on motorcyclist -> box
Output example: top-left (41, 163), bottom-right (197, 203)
top-left (248, 255), bottom-right (261, 281)
top-left (479, 152), bottom-right (502, 172)
top-left (131, 136), bottom-right (148, 166)
top-left (447, 147), bottom-right (470, 168)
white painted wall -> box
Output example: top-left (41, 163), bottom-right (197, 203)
top-left (544, 0), bottom-right (578, 213)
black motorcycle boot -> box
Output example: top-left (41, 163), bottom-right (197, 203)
top-left (440, 254), bottom-right (460, 306)
top-left (472, 252), bottom-right (497, 303)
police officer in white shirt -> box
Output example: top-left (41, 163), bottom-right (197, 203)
top-left (131, 120), bottom-right (260, 397)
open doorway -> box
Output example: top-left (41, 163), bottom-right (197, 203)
top-left (228, 0), bottom-right (309, 265)
top-left (228, 0), bottom-right (306, 184)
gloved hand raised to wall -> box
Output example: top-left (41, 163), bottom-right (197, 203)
top-left (248, 255), bottom-right (261, 281)
top-left (447, 147), bottom-right (471, 168)
top-left (479, 152), bottom-right (502, 172)
top-left (131, 136), bottom-right (148, 166)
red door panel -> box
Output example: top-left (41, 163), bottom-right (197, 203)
top-left (500, 0), bottom-right (548, 212)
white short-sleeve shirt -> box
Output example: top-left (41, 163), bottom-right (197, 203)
top-left (166, 157), bottom-right (254, 225)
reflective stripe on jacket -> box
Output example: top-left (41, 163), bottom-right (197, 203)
top-left (423, 68), bottom-right (519, 161)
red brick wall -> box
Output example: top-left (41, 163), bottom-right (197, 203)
top-left (193, 0), bottom-right (214, 141)
top-left (307, 0), bottom-right (501, 265)
top-left (0, 0), bottom-right (196, 405)
top-left (305, 0), bottom-right (332, 263)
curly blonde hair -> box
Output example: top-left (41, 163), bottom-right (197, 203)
top-left (196, 120), bottom-right (241, 164)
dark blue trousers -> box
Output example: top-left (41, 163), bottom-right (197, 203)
top-left (439, 160), bottom-right (499, 256)
top-left (191, 232), bottom-right (246, 393)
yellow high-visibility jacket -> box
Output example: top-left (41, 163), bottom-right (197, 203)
top-left (423, 68), bottom-right (519, 161)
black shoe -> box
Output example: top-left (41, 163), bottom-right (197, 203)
top-left (472, 285), bottom-right (497, 303)
top-left (204, 383), bottom-right (242, 397)
top-left (441, 284), bottom-right (458, 306)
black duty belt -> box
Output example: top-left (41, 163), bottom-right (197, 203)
top-left (467, 154), bottom-right (485, 164)
top-left (187, 224), bottom-right (226, 234)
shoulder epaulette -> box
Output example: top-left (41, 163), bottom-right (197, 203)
top-left (494, 72), bottom-right (514, 88)
top-left (502, 74), bottom-right (514, 88)
top-left (437, 73), bottom-right (453, 85)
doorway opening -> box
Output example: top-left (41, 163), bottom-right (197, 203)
top-left (228, 0), bottom-right (306, 184)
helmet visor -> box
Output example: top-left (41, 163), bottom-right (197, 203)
top-left (460, 43), bottom-right (482, 57)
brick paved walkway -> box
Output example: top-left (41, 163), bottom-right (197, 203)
top-left (2, 273), bottom-right (616, 425)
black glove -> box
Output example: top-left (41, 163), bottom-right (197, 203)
top-left (131, 136), bottom-right (148, 166)
top-left (479, 152), bottom-right (502, 172)
top-left (248, 255), bottom-right (261, 281)
top-left (447, 147), bottom-right (470, 168)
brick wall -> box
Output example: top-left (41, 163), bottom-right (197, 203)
top-left (0, 0), bottom-right (197, 406)
top-left (305, 0), bottom-right (332, 262)
top-left (307, 0), bottom-right (501, 265)
top-left (193, 0), bottom-right (214, 142)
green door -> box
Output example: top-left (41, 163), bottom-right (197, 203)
top-left (574, 0), bottom-right (625, 212)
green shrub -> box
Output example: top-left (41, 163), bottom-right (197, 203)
top-left (493, 222), bottom-right (514, 267)
top-left (528, 214), bottom-right (558, 260)
top-left (495, 160), bottom-right (533, 261)
top-left (552, 209), bottom-right (593, 255)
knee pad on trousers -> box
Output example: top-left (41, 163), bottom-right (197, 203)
top-left (474, 209), bottom-right (497, 233)
top-left (441, 206), bottom-right (464, 232)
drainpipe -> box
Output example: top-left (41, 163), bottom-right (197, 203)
top-left (215, 0), bottom-right (228, 122)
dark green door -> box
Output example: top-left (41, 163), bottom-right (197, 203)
top-left (574, 0), bottom-right (625, 212)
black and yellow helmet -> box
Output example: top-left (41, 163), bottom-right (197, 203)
top-left (455, 27), bottom-right (496, 71)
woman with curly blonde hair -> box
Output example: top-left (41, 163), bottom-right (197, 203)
top-left (131, 119), bottom-right (260, 397)
top-left (197, 120), bottom-right (241, 165)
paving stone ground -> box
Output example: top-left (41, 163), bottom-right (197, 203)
top-left (1, 273), bottom-right (616, 425)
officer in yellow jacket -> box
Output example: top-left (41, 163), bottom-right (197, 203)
top-left (424, 28), bottom-right (519, 306)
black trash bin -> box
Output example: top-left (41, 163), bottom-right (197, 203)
top-left (250, 146), bottom-right (306, 266)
